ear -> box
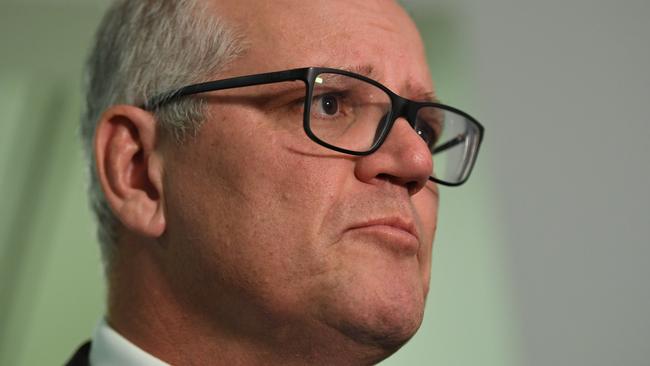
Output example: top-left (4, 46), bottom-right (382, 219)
top-left (94, 105), bottom-right (166, 238)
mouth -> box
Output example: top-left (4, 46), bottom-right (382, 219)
top-left (346, 217), bottom-right (420, 255)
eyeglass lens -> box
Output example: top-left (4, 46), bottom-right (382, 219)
top-left (308, 72), bottom-right (480, 185)
top-left (308, 73), bottom-right (392, 152)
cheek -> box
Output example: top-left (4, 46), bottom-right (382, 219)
top-left (166, 111), bottom-right (349, 300)
top-left (412, 184), bottom-right (439, 291)
top-left (414, 185), bottom-right (438, 240)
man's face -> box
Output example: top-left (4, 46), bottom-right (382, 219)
top-left (159, 0), bottom-right (437, 355)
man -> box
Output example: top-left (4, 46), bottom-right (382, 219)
top-left (67, 0), bottom-right (483, 364)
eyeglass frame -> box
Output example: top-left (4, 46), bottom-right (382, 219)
top-left (142, 66), bottom-right (485, 187)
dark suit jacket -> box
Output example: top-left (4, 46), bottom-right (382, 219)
top-left (65, 341), bottom-right (91, 366)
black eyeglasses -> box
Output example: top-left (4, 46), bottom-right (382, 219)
top-left (143, 67), bottom-right (484, 186)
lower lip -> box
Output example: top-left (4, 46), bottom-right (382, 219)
top-left (346, 225), bottom-right (419, 255)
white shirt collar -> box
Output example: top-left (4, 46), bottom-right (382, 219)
top-left (89, 318), bottom-right (170, 366)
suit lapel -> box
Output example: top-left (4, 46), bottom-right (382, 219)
top-left (65, 341), bottom-right (91, 366)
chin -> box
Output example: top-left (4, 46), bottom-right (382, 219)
top-left (318, 270), bottom-right (427, 356)
top-left (340, 296), bottom-right (424, 352)
top-left (312, 235), bottom-right (430, 358)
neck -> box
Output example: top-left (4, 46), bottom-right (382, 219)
top-left (106, 235), bottom-right (390, 365)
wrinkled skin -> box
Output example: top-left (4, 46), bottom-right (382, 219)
top-left (104, 0), bottom-right (438, 365)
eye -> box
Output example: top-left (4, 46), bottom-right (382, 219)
top-left (313, 93), bottom-right (341, 117)
top-left (416, 125), bottom-right (437, 150)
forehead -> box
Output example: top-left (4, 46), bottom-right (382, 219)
top-left (213, 0), bottom-right (432, 90)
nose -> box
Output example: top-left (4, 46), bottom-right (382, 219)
top-left (354, 117), bottom-right (433, 195)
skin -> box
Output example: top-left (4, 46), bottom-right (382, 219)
top-left (95, 0), bottom-right (438, 364)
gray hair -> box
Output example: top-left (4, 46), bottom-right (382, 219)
top-left (80, 0), bottom-right (245, 271)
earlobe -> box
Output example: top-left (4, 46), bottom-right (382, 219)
top-left (95, 105), bottom-right (166, 239)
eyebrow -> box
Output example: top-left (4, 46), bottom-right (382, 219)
top-left (405, 80), bottom-right (438, 103)
top-left (344, 64), bottom-right (379, 79)
top-left (413, 90), bottom-right (439, 103)
top-left (319, 62), bottom-right (438, 102)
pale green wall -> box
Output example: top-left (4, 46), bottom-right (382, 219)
top-left (0, 3), bottom-right (516, 365)
top-left (0, 4), bottom-right (109, 365)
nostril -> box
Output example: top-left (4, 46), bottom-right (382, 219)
top-left (406, 179), bottom-right (427, 196)
top-left (376, 173), bottom-right (425, 196)
top-left (376, 173), bottom-right (392, 182)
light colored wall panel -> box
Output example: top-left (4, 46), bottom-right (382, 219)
top-left (466, 0), bottom-right (650, 364)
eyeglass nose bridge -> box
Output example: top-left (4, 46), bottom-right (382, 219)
top-left (374, 95), bottom-right (423, 148)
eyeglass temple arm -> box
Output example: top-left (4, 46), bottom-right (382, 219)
top-left (432, 133), bottom-right (465, 155)
top-left (142, 68), bottom-right (307, 110)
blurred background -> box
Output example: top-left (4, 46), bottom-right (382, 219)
top-left (0, 0), bottom-right (648, 365)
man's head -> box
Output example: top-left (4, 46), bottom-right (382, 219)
top-left (83, 0), bottom-right (460, 364)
